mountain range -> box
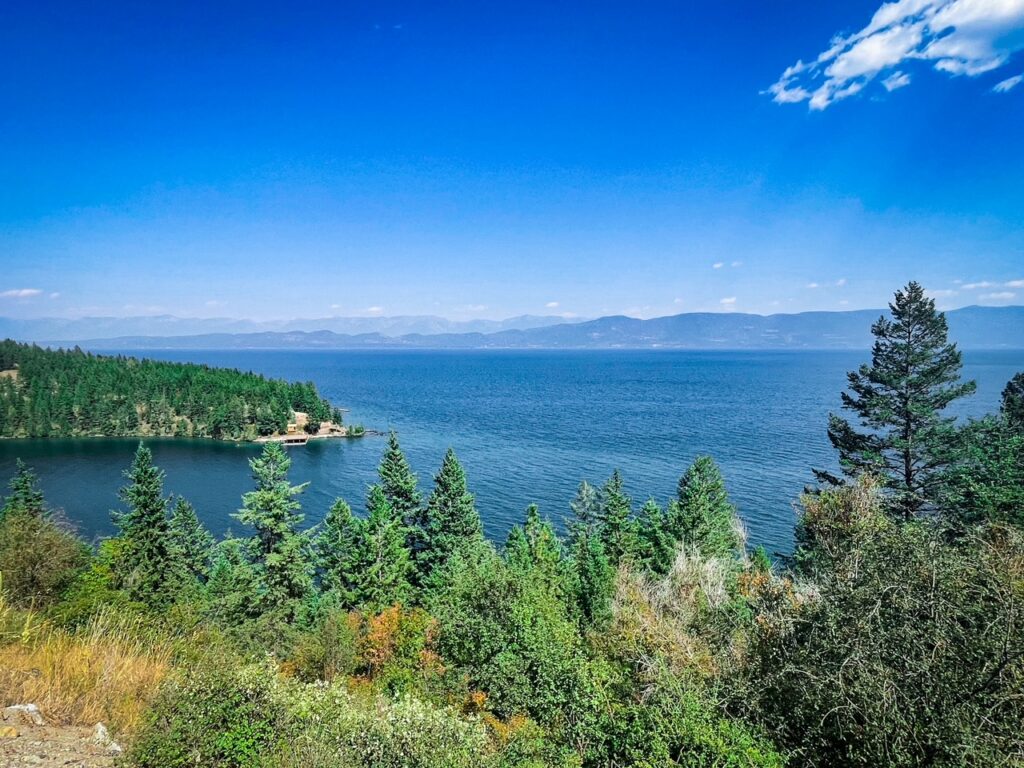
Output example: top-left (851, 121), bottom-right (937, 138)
top-left (13, 305), bottom-right (1023, 351)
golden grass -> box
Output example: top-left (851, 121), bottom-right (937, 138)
top-left (0, 601), bottom-right (171, 735)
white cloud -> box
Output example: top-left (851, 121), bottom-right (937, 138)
top-left (836, 277), bottom-right (848, 287)
top-left (839, 299), bottom-right (851, 305)
top-left (807, 282), bottom-right (820, 289)
top-left (980, 291), bottom-right (1016, 300)
top-left (963, 280), bottom-right (996, 289)
top-left (330, 303), bottom-right (343, 310)
top-left (674, 297), bottom-right (685, 305)
top-left (720, 296), bottom-right (737, 307)
top-left (731, 260), bottom-right (743, 268)
top-left (49, 292), bottom-right (60, 299)
top-left (768, 0), bottom-right (1024, 109)
top-left (713, 262), bottom-right (724, 269)
top-left (204, 299), bottom-right (226, 308)
top-left (461, 304), bottom-right (488, 312)
top-left (545, 301), bottom-right (560, 308)
top-left (0, 288), bottom-right (43, 298)
top-left (883, 70), bottom-right (913, 90)
top-left (994, 73), bottom-right (1024, 91)
top-left (928, 288), bottom-right (959, 297)
top-left (365, 306), bottom-right (385, 315)
top-left (1006, 279), bottom-right (1024, 288)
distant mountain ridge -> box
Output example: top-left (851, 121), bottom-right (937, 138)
top-left (0, 313), bottom-right (582, 341)
top-left (36, 305), bottom-right (1024, 351)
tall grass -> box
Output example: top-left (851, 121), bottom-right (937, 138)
top-left (0, 598), bottom-right (171, 735)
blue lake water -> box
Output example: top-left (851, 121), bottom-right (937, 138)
top-left (1, 350), bottom-right (1021, 555)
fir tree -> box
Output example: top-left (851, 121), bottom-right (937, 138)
top-left (636, 498), bottom-right (676, 574)
top-left (206, 536), bottom-right (264, 625)
top-left (378, 431), bottom-right (423, 520)
top-left (566, 480), bottom-right (614, 627)
top-left (235, 442), bottom-right (313, 620)
top-left (820, 282), bottom-right (977, 519)
top-left (1002, 372), bottom-right (1024, 432)
top-left (419, 448), bottom-right (483, 584)
top-left (168, 497), bottom-right (213, 582)
top-left (112, 443), bottom-right (174, 608)
top-left (347, 485), bottom-right (412, 611)
top-left (669, 456), bottom-right (740, 558)
top-left (1, 459), bottom-right (46, 522)
top-left (505, 504), bottom-right (565, 597)
top-left (315, 498), bottom-right (363, 604)
top-left (599, 469), bottom-right (637, 564)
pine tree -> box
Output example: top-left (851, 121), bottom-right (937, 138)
top-left (168, 497), bottom-right (213, 582)
top-left (636, 498), bottom-right (676, 574)
top-left (566, 480), bottom-right (614, 627)
top-left (1, 459), bottom-right (46, 522)
top-left (347, 485), bottom-right (412, 611)
top-left (235, 442), bottom-right (313, 620)
top-left (599, 469), bottom-right (637, 564)
top-left (821, 282), bottom-right (977, 519)
top-left (315, 498), bottom-right (363, 604)
top-left (206, 536), bottom-right (264, 624)
top-left (505, 504), bottom-right (565, 597)
top-left (1002, 372), bottom-right (1024, 432)
top-left (669, 456), bottom-right (740, 558)
top-left (379, 431), bottom-right (423, 520)
top-left (112, 443), bottom-right (174, 608)
top-left (419, 448), bottom-right (483, 584)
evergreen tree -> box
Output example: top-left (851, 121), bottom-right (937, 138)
top-left (235, 442), bottom-right (313, 620)
top-left (347, 485), bottom-right (412, 611)
top-left (168, 497), bottom-right (213, 582)
top-left (112, 443), bottom-right (174, 608)
top-left (315, 498), bottom-right (363, 604)
top-left (566, 481), bottom-right (614, 627)
top-left (206, 536), bottom-right (264, 625)
top-left (669, 456), bottom-right (741, 558)
top-left (419, 448), bottom-right (483, 584)
top-left (1, 459), bottom-right (46, 522)
top-left (599, 469), bottom-right (637, 564)
top-left (505, 504), bottom-right (565, 597)
top-left (1002, 372), bottom-right (1024, 432)
top-left (820, 281), bottom-right (977, 519)
top-left (636, 498), bottom-right (676, 574)
top-left (377, 431), bottom-right (428, 570)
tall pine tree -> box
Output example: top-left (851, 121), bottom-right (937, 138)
top-left (668, 456), bottom-right (740, 558)
top-left (566, 480), bottom-right (614, 627)
top-left (315, 498), bottom-right (363, 605)
top-left (235, 442), bottom-right (313, 620)
top-left (112, 443), bottom-right (174, 608)
top-left (1, 459), bottom-right (46, 522)
top-left (347, 485), bottom-right (412, 611)
top-left (599, 469), bottom-right (637, 564)
top-left (821, 281), bottom-right (977, 519)
top-left (505, 504), bottom-right (566, 598)
top-left (418, 448), bottom-right (483, 585)
top-left (168, 497), bottom-right (213, 583)
top-left (636, 498), bottom-right (676, 574)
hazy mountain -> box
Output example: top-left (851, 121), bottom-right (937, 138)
top-left (50, 306), bottom-right (1024, 351)
top-left (0, 313), bottom-right (581, 341)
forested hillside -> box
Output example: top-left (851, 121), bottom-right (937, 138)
top-left (0, 340), bottom-right (340, 440)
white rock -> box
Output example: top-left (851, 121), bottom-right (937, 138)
top-left (91, 722), bottom-right (123, 754)
top-left (2, 704), bottom-right (45, 726)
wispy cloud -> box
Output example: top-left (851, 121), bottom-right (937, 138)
top-left (807, 282), bottom-right (820, 289)
top-left (49, 292), bottom-right (60, 300)
top-left (1, 288), bottom-right (43, 298)
top-left (720, 296), bottom-right (737, 308)
top-left (712, 262), bottom-right (724, 269)
top-left (994, 73), bottom-right (1023, 91)
top-left (364, 306), bottom-right (385, 315)
top-left (545, 301), bottom-right (560, 308)
top-left (980, 291), bottom-right (1016, 300)
top-left (927, 288), bottom-right (959, 297)
top-left (963, 280), bottom-right (996, 289)
top-left (1006, 279), bottom-right (1024, 288)
top-left (836, 277), bottom-right (848, 287)
top-left (768, 0), bottom-right (1024, 110)
top-left (731, 260), bottom-right (743, 268)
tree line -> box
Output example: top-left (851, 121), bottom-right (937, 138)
top-left (0, 281), bottom-right (1022, 767)
top-left (0, 340), bottom-right (341, 440)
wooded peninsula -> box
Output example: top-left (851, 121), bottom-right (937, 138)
top-left (0, 340), bottom-right (345, 441)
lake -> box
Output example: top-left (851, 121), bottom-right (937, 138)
top-left (1, 349), bottom-right (1021, 555)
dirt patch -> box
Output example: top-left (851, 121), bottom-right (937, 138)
top-left (0, 368), bottom-right (17, 382)
top-left (0, 721), bottom-right (119, 767)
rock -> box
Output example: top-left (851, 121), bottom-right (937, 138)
top-left (0, 725), bottom-right (19, 738)
top-left (2, 704), bottom-right (46, 726)
top-left (90, 722), bottom-right (123, 754)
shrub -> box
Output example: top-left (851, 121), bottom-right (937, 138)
top-left (0, 508), bottom-right (88, 607)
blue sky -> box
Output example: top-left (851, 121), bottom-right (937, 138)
top-left (1, 0), bottom-right (1022, 321)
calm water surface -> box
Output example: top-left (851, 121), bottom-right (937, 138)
top-left (1, 350), bottom-right (1020, 555)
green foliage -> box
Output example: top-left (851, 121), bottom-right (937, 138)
top-left (345, 485), bottom-right (413, 611)
top-left (206, 536), bottom-right (265, 626)
top-left (418, 448), bottom-right (483, 587)
top-left (315, 498), bottom-right (362, 604)
top-left (566, 480), bottom-right (615, 628)
top-left (0, 458), bottom-right (46, 522)
top-left (235, 443), bottom-right (313, 621)
top-left (820, 282), bottom-right (977, 519)
top-left (599, 469), bottom-right (637, 565)
top-left (670, 456), bottom-right (741, 559)
top-left (747, 484), bottom-right (1024, 766)
top-left (1002, 371), bottom-right (1024, 430)
top-left (168, 497), bottom-right (214, 583)
top-left (636, 498), bottom-right (676, 575)
top-left (0, 339), bottom-right (336, 441)
top-left (0, 507), bottom-right (87, 607)
top-left (379, 430), bottom-right (424, 523)
top-left (112, 444), bottom-right (175, 609)
top-left (940, 416), bottom-right (1024, 530)
top-left (131, 655), bottom-right (284, 768)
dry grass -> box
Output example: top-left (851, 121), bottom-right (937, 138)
top-left (0, 602), bottom-right (171, 735)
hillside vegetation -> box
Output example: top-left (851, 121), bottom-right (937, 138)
top-left (0, 340), bottom-right (340, 441)
top-left (0, 284), bottom-right (1022, 767)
